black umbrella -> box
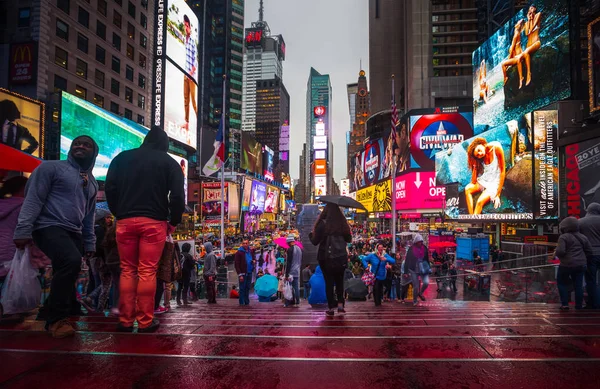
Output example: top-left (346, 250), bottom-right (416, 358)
top-left (345, 278), bottom-right (368, 300)
top-left (317, 195), bottom-right (367, 211)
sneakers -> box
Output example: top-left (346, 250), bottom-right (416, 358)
top-left (116, 322), bottom-right (134, 333)
top-left (418, 294), bottom-right (426, 302)
top-left (325, 310), bottom-right (335, 317)
top-left (138, 318), bottom-right (160, 333)
top-left (48, 319), bottom-right (76, 338)
top-left (154, 306), bottom-right (168, 315)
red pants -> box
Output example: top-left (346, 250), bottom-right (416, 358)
top-left (116, 217), bottom-right (167, 328)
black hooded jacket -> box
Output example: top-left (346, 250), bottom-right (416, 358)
top-left (105, 127), bottom-right (185, 225)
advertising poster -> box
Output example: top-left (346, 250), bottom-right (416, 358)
top-left (315, 176), bottom-right (327, 197)
top-left (285, 200), bottom-right (296, 211)
top-left (314, 159), bottom-right (327, 176)
top-left (279, 124), bottom-right (290, 154)
top-left (350, 151), bottom-right (364, 192)
top-left (589, 16), bottom-right (600, 113)
top-left (472, 0), bottom-right (570, 130)
top-left (250, 180), bottom-right (267, 212)
top-left (164, 61), bottom-right (197, 148)
top-left (0, 88), bottom-right (43, 157)
top-left (9, 42), bottom-right (36, 85)
top-left (263, 145), bottom-right (275, 180)
top-left (228, 182), bottom-right (240, 222)
top-left (340, 179), bottom-right (350, 196)
top-left (264, 186), bottom-right (280, 213)
top-left (395, 171), bottom-right (445, 210)
top-left (533, 110), bottom-right (558, 219)
top-left (241, 177), bottom-right (253, 211)
top-left (435, 114), bottom-right (534, 220)
top-left (396, 115), bottom-right (411, 174)
top-left (241, 132), bottom-right (263, 174)
top-left (60, 92), bottom-right (147, 181)
top-left (202, 182), bottom-right (228, 221)
top-left (362, 137), bottom-right (384, 187)
top-left (166, 0), bottom-right (199, 84)
top-left (561, 137), bottom-right (600, 218)
top-left (409, 111), bottom-right (474, 170)
top-left (444, 183), bottom-right (461, 219)
top-left (356, 181), bottom-right (392, 213)
top-left (168, 153), bottom-right (188, 203)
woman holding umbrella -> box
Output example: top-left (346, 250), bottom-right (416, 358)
top-left (309, 203), bottom-right (352, 317)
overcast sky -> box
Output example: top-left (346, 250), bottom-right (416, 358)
top-left (244, 0), bottom-right (369, 184)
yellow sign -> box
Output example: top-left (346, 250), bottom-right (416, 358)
top-left (356, 180), bottom-right (392, 213)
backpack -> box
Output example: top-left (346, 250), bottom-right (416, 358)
top-left (326, 235), bottom-right (348, 259)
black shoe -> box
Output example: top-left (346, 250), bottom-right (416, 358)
top-left (116, 323), bottom-right (134, 333)
top-left (138, 319), bottom-right (160, 333)
top-left (176, 300), bottom-right (182, 306)
top-left (183, 300), bottom-right (193, 305)
top-left (325, 310), bottom-right (334, 317)
top-left (419, 294), bottom-right (426, 302)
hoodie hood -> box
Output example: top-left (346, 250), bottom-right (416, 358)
top-left (0, 197), bottom-right (24, 221)
top-left (95, 208), bottom-right (111, 223)
top-left (238, 246), bottom-right (249, 253)
top-left (204, 242), bottom-right (213, 253)
top-left (141, 127), bottom-right (169, 152)
top-left (560, 217), bottom-right (580, 233)
top-left (68, 135), bottom-right (99, 173)
top-left (413, 234), bottom-right (424, 244)
top-left (315, 265), bottom-right (323, 276)
top-left (586, 203), bottom-right (600, 216)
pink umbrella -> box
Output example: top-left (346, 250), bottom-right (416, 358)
top-left (273, 237), bottom-right (304, 250)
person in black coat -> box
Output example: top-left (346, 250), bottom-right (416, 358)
top-left (309, 203), bottom-right (352, 317)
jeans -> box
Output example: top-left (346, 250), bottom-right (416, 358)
top-left (586, 256), bottom-right (600, 309)
top-left (410, 271), bottom-right (430, 302)
top-left (319, 257), bottom-right (346, 309)
top-left (177, 269), bottom-right (192, 303)
top-left (373, 279), bottom-right (385, 306)
top-left (117, 217), bottom-right (167, 328)
top-left (285, 277), bottom-right (300, 306)
top-left (303, 282), bottom-right (311, 300)
top-left (557, 265), bottom-right (586, 308)
top-left (204, 274), bottom-right (216, 303)
top-left (32, 227), bottom-right (83, 326)
top-left (390, 279), bottom-right (398, 300)
top-left (239, 272), bottom-right (251, 305)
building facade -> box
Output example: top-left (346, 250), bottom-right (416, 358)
top-left (346, 82), bottom-right (358, 175)
top-left (347, 69), bottom-right (370, 177)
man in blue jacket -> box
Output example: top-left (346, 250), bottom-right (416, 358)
top-left (362, 242), bottom-right (395, 306)
top-left (234, 239), bottom-right (255, 305)
top-left (14, 135), bottom-right (99, 338)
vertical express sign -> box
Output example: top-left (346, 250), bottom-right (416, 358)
top-left (153, 0), bottom-right (167, 127)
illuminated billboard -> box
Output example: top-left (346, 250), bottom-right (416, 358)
top-left (340, 179), bottom-right (350, 196)
top-left (250, 180), bottom-right (267, 213)
top-left (314, 176), bottom-right (327, 197)
top-left (263, 145), bottom-right (275, 181)
top-left (60, 92), bottom-right (147, 181)
top-left (395, 171), bottom-right (445, 210)
top-left (241, 131), bottom-right (263, 174)
top-left (315, 121), bottom-right (325, 136)
top-left (472, 0), bottom-right (570, 130)
top-left (435, 113), bottom-right (534, 220)
top-left (533, 110), bottom-right (558, 219)
top-left (241, 177), bottom-right (253, 211)
top-left (153, 0), bottom-right (199, 149)
top-left (315, 150), bottom-right (326, 160)
top-left (313, 135), bottom-right (327, 150)
top-left (356, 181), bottom-right (392, 213)
top-left (264, 186), bottom-right (280, 213)
top-left (314, 106), bottom-right (326, 117)
top-left (0, 88), bottom-right (44, 157)
top-left (589, 16), bottom-right (600, 114)
top-left (314, 159), bottom-right (327, 176)
top-left (202, 182), bottom-right (228, 221)
top-left (168, 153), bottom-right (188, 203)
top-left (560, 137), bottom-right (600, 218)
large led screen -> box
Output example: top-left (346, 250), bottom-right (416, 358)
top-left (241, 132), bottom-right (263, 174)
top-left (168, 153), bottom-right (188, 203)
top-left (264, 186), bottom-right (280, 213)
top-left (263, 144), bottom-right (275, 181)
top-left (249, 180), bottom-right (267, 213)
top-left (166, 0), bottom-right (199, 84)
top-left (472, 0), bottom-right (570, 130)
top-left (435, 114), bottom-right (534, 220)
top-left (533, 110), bottom-right (558, 219)
top-left (164, 61), bottom-right (197, 148)
top-left (60, 92), bottom-right (147, 181)
top-left (241, 177), bottom-right (253, 211)
top-left (561, 137), bottom-right (600, 218)
top-left (202, 182), bottom-right (228, 221)
top-left (0, 88), bottom-right (43, 157)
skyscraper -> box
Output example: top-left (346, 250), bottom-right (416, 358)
top-left (305, 67), bottom-right (332, 201)
top-left (346, 82), bottom-right (358, 175)
top-left (347, 69), bottom-right (370, 178)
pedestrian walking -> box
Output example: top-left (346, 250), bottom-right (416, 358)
top-left (177, 243), bottom-right (196, 306)
top-left (235, 239), bottom-right (255, 305)
top-left (203, 242), bottom-right (217, 304)
top-left (105, 126), bottom-right (184, 333)
top-left (404, 234), bottom-right (431, 306)
top-left (284, 234), bottom-right (302, 307)
top-left (302, 264), bottom-right (312, 300)
top-left (578, 203), bottom-right (600, 309)
top-left (362, 243), bottom-right (395, 306)
top-left (555, 217), bottom-right (592, 310)
top-left (309, 203), bottom-right (352, 317)
top-left (13, 136), bottom-right (99, 338)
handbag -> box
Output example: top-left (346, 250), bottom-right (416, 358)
top-left (418, 260), bottom-right (432, 275)
top-left (158, 236), bottom-right (175, 282)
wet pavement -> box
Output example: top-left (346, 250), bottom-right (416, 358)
top-left (1, 298), bottom-right (600, 388)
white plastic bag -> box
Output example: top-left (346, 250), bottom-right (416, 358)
top-left (0, 248), bottom-right (41, 315)
top-left (283, 281), bottom-right (293, 301)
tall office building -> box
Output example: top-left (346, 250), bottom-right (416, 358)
top-left (0, 0), bottom-right (153, 150)
top-left (241, 0), bottom-right (285, 134)
top-left (346, 82), bottom-right (358, 175)
top-left (305, 67), bottom-right (332, 201)
top-left (347, 69), bottom-right (370, 177)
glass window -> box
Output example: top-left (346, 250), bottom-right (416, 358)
top-left (125, 87), bottom-right (133, 103)
top-left (94, 69), bottom-right (105, 88)
top-left (126, 44), bottom-right (134, 60)
top-left (18, 8), bottom-right (31, 27)
top-left (76, 58), bottom-right (88, 78)
top-left (96, 21), bottom-right (106, 39)
top-left (74, 85), bottom-right (87, 99)
top-left (78, 7), bottom-right (89, 28)
top-left (138, 73), bottom-right (146, 89)
top-left (127, 22), bottom-right (135, 39)
top-left (110, 101), bottom-right (119, 115)
top-left (138, 94), bottom-right (145, 109)
top-left (112, 33), bottom-right (121, 51)
top-left (137, 114), bottom-right (145, 125)
top-left (95, 45), bottom-right (106, 64)
top-left (141, 0), bottom-right (148, 10)
top-left (54, 74), bottom-right (67, 92)
top-left (93, 94), bottom-right (104, 108)
top-left (77, 33), bottom-right (88, 53)
top-left (125, 65), bottom-right (134, 81)
top-left (140, 13), bottom-right (147, 29)
top-left (111, 56), bottom-right (120, 73)
top-left (124, 108), bottom-right (133, 120)
top-left (139, 33), bottom-right (147, 48)
top-left (111, 78), bottom-right (120, 95)
top-left (56, 19), bottom-right (69, 41)
top-left (57, 0), bottom-right (70, 14)
top-left (55, 46), bottom-right (68, 69)
top-left (97, 0), bottom-right (107, 16)
top-left (128, 1), bottom-right (135, 18)
top-left (114, 0), bottom-right (122, 5)
top-left (138, 53), bottom-right (146, 69)
top-left (113, 11), bottom-right (122, 28)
